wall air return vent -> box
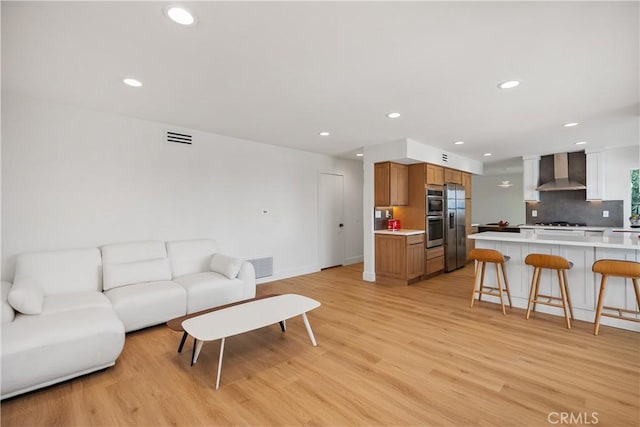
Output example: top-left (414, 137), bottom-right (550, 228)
top-left (166, 131), bottom-right (192, 145)
top-left (441, 153), bottom-right (448, 162)
top-left (248, 257), bottom-right (273, 279)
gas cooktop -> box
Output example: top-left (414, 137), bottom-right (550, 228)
top-left (534, 221), bottom-right (588, 227)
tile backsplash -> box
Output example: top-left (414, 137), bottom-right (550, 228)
top-left (525, 190), bottom-right (623, 226)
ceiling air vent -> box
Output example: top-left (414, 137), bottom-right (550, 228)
top-left (166, 131), bottom-right (192, 145)
top-left (441, 153), bottom-right (448, 162)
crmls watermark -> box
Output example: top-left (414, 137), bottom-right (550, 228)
top-left (547, 412), bottom-right (599, 425)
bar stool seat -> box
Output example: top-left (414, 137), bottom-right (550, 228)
top-left (469, 248), bottom-right (512, 314)
top-left (524, 254), bottom-right (574, 329)
top-left (592, 259), bottom-right (640, 335)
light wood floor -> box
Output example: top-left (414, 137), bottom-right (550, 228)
top-left (2, 263), bottom-right (639, 426)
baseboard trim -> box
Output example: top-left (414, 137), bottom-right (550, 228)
top-left (256, 264), bottom-right (320, 285)
top-left (344, 255), bottom-right (364, 265)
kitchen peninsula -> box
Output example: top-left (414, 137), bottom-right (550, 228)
top-left (469, 231), bottom-right (640, 331)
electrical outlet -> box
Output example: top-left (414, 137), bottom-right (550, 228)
top-left (603, 210), bottom-right (609, 218)
top-left (375, 211), bottom-right (382, 219)
top-left (532, 210), bottom-right (538, 217)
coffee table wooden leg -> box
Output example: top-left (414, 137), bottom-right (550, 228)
top-left (301, 312), bottom-right (317, 346)
top-left (192, 339), bottom-right (204, 366)
top-left (178, 331), bottom-right (188, 353)
top-left (279, 320), bottom-right (286, 332)
top-left (216, 337), bottom-right (226, 390)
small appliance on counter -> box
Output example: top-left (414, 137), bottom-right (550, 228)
top-left (387, 219), bottom-right (401, 230)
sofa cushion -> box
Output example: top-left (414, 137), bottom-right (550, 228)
top-left (166, 239), bottom-right (218, 278)
top-left (102, 258), bottom-right (172, 291)
top-left (41, 292), bottom-right (112, 315)
top-left (13, 248), bottom-right (102, 295)
top-left (8, 275), bottom-right (44, 315)
top-left (1, 307), bottom-right (125, 399)
top-left (101, 241), bottom-right (167, 264)
top-left (210, 254), bottom-right (243, 279)
top-left (173, 272), bottom-right (252, 314)
top-left (104, 281), bottom-right (186, 332)
top-left (1, 281), bottom-right (15, 323)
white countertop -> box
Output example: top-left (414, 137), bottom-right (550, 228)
top-left (469, 231), bottom-right (640, 250)
top-left (519, 225), bottom-right (609, 232)
top-left (374, 229), bottom-right (425, 236)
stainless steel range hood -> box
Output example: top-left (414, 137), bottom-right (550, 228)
top-left (536, 152), bottom-right (586, 191)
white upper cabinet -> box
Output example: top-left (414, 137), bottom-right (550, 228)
top-left (586, 151), bottom-right (605, 200)
top-left (523, 156), bottom-right (540, 202)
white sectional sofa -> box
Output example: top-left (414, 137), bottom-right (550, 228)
top-left (1, 239), bottom-right (256, 399)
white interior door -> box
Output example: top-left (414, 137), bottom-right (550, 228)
top-left (319, 173), bottom-right (344, 269)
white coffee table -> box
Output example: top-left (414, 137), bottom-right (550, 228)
top-left (181, 293), bottom-right (321, 389)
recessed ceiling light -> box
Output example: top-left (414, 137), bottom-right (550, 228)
top-left (386, 112), bottom-right (401, 119)
top-left (575, 141), bottom-right (587, 145)
top-left (165, 6), bottom-right (195, 25)
top-left (356, 153), bottom-right (364, 157)
top-left (319, 132), bottom-right (330, 137)
top-left (122, 78), bottom-right (142, 87)
top-left (498, 80), bottom-right (520, 89)
top-left (483, 153), bottom-right (492, 157)
top-left (563, 122), bottom-right (580, 128)
top-left (454, 141), bottom-right (465, 145)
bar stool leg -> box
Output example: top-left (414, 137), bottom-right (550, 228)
top-left (495, 263), bottom-right (506, 315)
top-left (562, 270), bottom-right (574, 319)
top-left (532, 269), bottom-right (542, 312)
top-left (501, 262), bottom-right (513, 308)
top-left (633, 278), bottom-right (640, 311)
top-left (557, 269), bottom-right (571, 329)
top-left (593, 275), bottom-right (608, 336)
top-left (526, 267), bottom-right (539, 319)
top-left (478, 262), bottom-right (487, 301)
top-left (470, 261), bottom-right (482, 308)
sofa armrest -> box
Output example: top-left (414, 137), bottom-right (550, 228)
top-left (237, 262), bottom-right (256, 297)
top-left (2, 281), bottom-right (16, 323)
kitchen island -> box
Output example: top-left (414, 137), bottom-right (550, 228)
top-left (468, 231), bottom-right (640, 331)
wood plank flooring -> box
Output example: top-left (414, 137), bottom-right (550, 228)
top-left (2, 263), bottom-right (639, 426)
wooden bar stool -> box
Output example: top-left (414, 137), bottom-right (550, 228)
top-left (592, 259), bottom-right (640, 336)
top-left (525, 254), bottom-right (574, 328)
top-left (469, 248), bottom-right (512, 314)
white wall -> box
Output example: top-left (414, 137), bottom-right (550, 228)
top-left (602, 145), bottom-right (640, 227)
top-left (471, 173), bottom-right (525, 225)
top-left (1, 94), bottom-right (364, 281)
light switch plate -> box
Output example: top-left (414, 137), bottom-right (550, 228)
top-left (532, 210), bottom-right (538, 217)
top-left (375, 211), bottom-right (382, 219)
top-left (603, 210), bottom-right (609, 218)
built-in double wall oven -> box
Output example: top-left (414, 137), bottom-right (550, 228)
top-left (426, 187), bottom-right (444, 248)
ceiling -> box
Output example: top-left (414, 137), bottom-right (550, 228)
top-left (3, 1), bottom-right (638, 164)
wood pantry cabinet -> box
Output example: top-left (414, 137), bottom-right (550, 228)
top-left (375, 233), bottom-right (425, 285)
top-left (374, 162), bottom-right (408, 206)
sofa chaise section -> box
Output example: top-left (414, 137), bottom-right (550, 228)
top-left (1, 248), bottom-right (125, 400)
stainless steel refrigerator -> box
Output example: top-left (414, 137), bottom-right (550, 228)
top-left (444, 183), bottom-right (466, 272)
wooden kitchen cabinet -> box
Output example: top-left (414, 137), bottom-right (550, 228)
top-left (374, 162), bottom-right (408, 206)
top-left (375, 233), bottom-right (425, 285)
top-left (462, 172), bottom-right (472, 195)
top-left (444, 168), bottom-right (462, 184)
top-left (425, 246), bottom-right (444, 275)
top-left (426, 164), bottom-right (444, 186)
